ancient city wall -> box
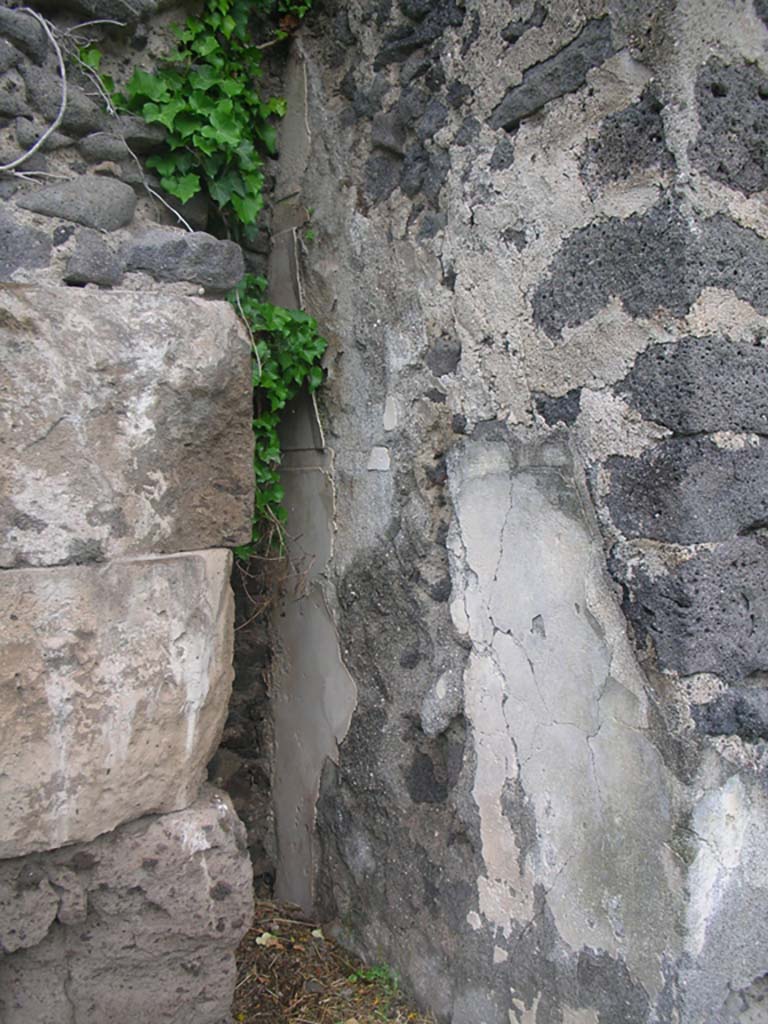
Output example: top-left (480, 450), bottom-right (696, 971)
top-left (2, 1), bottom-right (768, 1023)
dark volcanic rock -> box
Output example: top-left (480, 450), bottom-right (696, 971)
top-left (533, 199), bottom-right (768, 339)
top-left (606, 437), bottom-right (768, 543)
top-left (691, 59), bottom-right (768, 195)
top-left (375, 0), bottom-right (465, 68)
top-left (535, 387), bottom-right (582, 426)
top-left (125, 228), bottom-right (245, 291)
top-left (372, 110), bottom-right (407, 155)
top-left (417, 98), bottom-right (449, 142)
top-left (619, 335), bottom-right (768, 435)
top-left (17, 177), bottom-right (137, 231)
top-left (0, 39), bottom-right (23, 75)
top-left (426, 334), bottom-right (462, 375)
top-left (21, 66), bottom-right (106, 137)
top-left (490, 136), bottom-right (515, 170)
top-left (0, 209), bottom-right (51, 279)
top-left (78, 132), bottom-right (134, 163)
top-left (490, 17), bottom-right (615, 131)
top-left (533, 199), bottom-right (694, 337)
top-left (15, 117), bottom-right (73, 152)
top-left (581, 86), bottom-right (674, 187)
top-left (64, 229), bottom-right (124, 287)
top-left (612, 537), bottom-right (768, 683)
top-left (0, 8), bottom-right (47, 64)
top-left (365, 149), bottom-right (402, 203)
top-left (695, 687), bottom-right (768, 742)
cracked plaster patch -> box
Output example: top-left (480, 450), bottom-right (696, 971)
top-left (447, 437), bottom-right (683, 994)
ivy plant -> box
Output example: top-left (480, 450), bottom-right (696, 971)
top-left (230, 275), bottom-right (327, 558)
top-left (114, 0), bottom-right (284, 228)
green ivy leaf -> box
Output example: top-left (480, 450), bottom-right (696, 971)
top-left (189, 66), bottom-right (220, 92)
top-left (127, 68), bottom-right (170, 104)
top-left (161, 172), bottom-right (201, 202)
top-left (231, 192), bottom-right (263, 223)
top-left (78, 45), bottom-right (102, 71)
top-left (192, 34), bottom-right (219, 57)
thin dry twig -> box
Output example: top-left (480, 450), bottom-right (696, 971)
top-left (67, 19), bottom-right (127, 30)
top-left (0, 9), bottom-right (67, 173)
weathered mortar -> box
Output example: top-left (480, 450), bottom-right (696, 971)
top-left (266, 1), bottom-right (768, 1022)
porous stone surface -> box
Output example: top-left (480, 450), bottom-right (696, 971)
top-left (125, 227), bottom-right (246, 291)
top-left (580, 85), bottom-right (674, 187)
top-left (63, 228), bottom-right (124, 286)
top-left (691, 59), bottom-right (768, 195)
top-left (0, 788), bottom-right (253, 1024)
top-left (0, 286), bottom-right (253, 566)
top-left (612, 538), bottom-right (768, 685)
top-left (618, 334), bottom-right (768, 434)
top-left (16, 177), bottom-right (137, 231)
top-left (20, 65), bottom-right (106, 137)
top-left (531, 201), bottom-right (768, 339)
top-left (694, 687), bottom-right (768, 742)
top-left (0, 549), bottom-right (235, 858)
top-left (0, 8), bottom-right (47, 65)
top-left (0, 208), bottom-right (51, 278)
top-left (263, 2), bottom-right (768, 1022)
top-left (605, 436), bottom-right (768, 542)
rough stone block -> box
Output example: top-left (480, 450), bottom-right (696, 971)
top-left (63, 228), bottom-right (124, 287)
top-left (125, 228), bottom-right (245, 292)
top-left (34, 0), bottom-right (173, 23)
top-left (15, 116), bottom-right (73, 153)
top-left (0, 788), bottom-right (253, 1024)
top-left (0, 286), bottom-right (253, 566)
top-left (0, 8), bottom-right (48, 65)
top-left (619, 334), bottom-right (768, 435)
top-left (0, 69), bottom-right (27, 119)
top-left (21, 66), bottom-right (106, 137)
top-left (0, 550), bottom-right (235, 858)
top-left (692, 59), bottom-right (768, 196)
top-left (612, 537), bottom-right (768, 683)
top-left (0, 208), bottom-right (51, 279)
top-left (16, 176), bottom-right (136, 231)
top-left (606, 436), bottom-right (768, 543)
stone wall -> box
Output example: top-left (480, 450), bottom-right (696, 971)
top-left (0, 4), bottom-right (256, 1020)
top-left (268, 2), bottom-right (768, 1022)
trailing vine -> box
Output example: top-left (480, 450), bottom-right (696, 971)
top-left (230, 275), bottom-right (326, 558)
top-left (90, 0), bottom-right (327, 557)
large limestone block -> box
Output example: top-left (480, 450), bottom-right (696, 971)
top-left (0, 286), bottom-right (254, 567)
top-left (0, 550), bottom-right (234, 858)
top-left (0, 788), bottom-right (254, 1024)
